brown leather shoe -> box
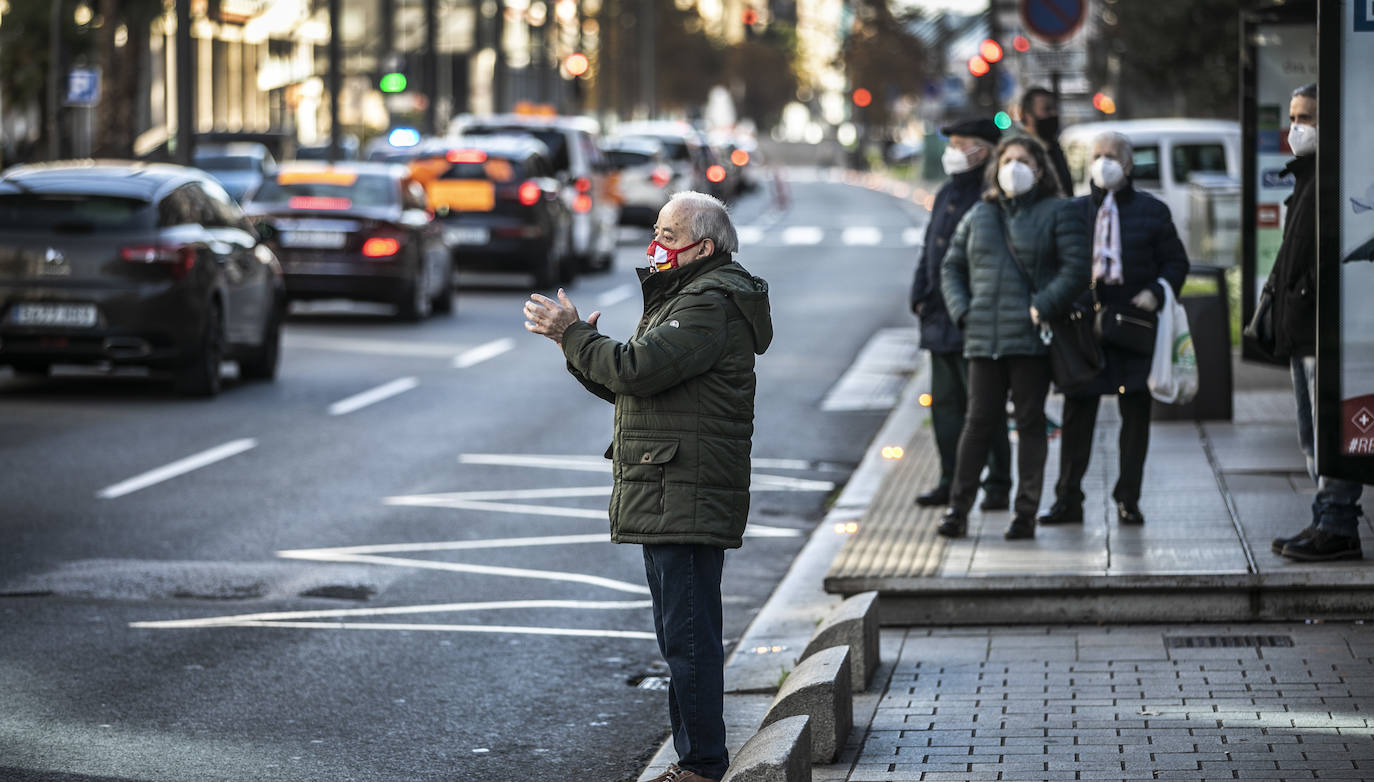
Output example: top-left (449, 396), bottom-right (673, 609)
top-left (644, 763), bottom-right (720, 782)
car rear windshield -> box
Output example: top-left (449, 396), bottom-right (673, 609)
top-left (194, 155), bottom-right (258, 171)
top-left (628, 136), bottom-right (689, 163)
top-left (0, 194), bottom-right (154, 232)
top-left (442, 158), bottom-right (525, 182)
top-left (251, 173), bottom-right (398, 208)
top-left (607, 150), bottom-right (653, 168)
top-left (464, 126), bottom-right (569, 172)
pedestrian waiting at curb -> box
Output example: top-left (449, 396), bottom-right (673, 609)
top-left (1019, 87), bottom-right (1074, 199)
top-left (1265, 83), bottom-right (1366, 562)
top-left (523, 191), bottom-right (772, 782)
top-left (910, 117), bottom-right (1012, 512)
top-left (1040, 131), bottom-right (1190, 529)
top-left (938, 136), bottom-right (1092, 540)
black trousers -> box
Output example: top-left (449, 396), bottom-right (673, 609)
top-left (1054, 390), bottom-right (1152, 506)
top-left (929, 351), bottom-right (1012, 494)
top-left (949, 356), bottom-right (1052, 518)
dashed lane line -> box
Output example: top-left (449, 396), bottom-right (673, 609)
top-left (328, 377), bottom-right (419, 416)
top-left (594, 284), bottom-right (638, 308)
top-left (841, 226), bottom-right (883, 246)
top-left (96, 439), bottom-right (258, 500)
top-left (781, 226), bottom-right (824, 245)
top-left (284, 333), bottom-right (466, 359)
top-left (277, 550), bottom-right (650, 594)
top-left (453, 338), bottom-right (516, 369)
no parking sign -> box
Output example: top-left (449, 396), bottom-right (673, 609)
top-left (1020, 0), bottom-right (1087, 45)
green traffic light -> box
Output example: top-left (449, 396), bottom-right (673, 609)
top-left (994, 111), bottom-right (1012, 130)
top-left (380, 73), bottom-right (407, 93)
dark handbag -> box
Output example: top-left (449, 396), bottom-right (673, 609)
top-left (995, 214), bottom-right (1103, 390)
top-left (1094, 302), bottom-right (1157, 355)
top-left (1243, 284), bottom-right (1276, 354)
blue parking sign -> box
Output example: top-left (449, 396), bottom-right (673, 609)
top-left (66, 68), bottom-right (100, 107)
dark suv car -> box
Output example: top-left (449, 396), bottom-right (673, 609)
top-left (410, 136), bottom-right (572, 288)
top-left (0, 161), bottom-right (286, 396)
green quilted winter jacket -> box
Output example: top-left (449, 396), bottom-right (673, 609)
top-left (940, 193), bottom-right (1091, 359)
top-left (561, 252), bottom-right (773, 549)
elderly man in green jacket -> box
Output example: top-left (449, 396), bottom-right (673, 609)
top-left (524, 190), bottom-right (772, 782)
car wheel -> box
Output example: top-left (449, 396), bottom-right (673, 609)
top-left (174, 301), bottom-right (224, 397)
top-left (239, 299), bottom-right (283, 381)
top-left (397, 259), bottom-right (432, 322)
top-left (432, 257), bottom-right (455, 315)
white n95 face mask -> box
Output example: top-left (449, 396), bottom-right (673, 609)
top-left (1090, 157), bottom-right (1126, 191)
top-left (998, 161), bottom-right (1036, 197)
top-left (1288, 123), bottom-right (1317, 157)
top-left (941, 146), bottom-right (973, 176)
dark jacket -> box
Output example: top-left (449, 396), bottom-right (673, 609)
top-left (1070, 182), bottom-right (1190, 396)
top-left (1268, 154), bottom-right (1317, 359)
top-left (911, 166), bottom-right (987, 354)
top-left (561, 252), bottom-right (773, 549)
top-left (942, 193), bottom-right (1092, 359)
top-left (1045, 140), bottom-right (1074, 198)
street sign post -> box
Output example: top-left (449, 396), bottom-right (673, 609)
top-left (1020, 0), bottom-right (1087, 45)
top-left (65, 68), bottom-right (100, 107)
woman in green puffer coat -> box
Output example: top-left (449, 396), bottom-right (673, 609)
top-left (938, 135), bottom-right (1092, 541)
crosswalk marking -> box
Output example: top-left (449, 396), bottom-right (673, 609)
top-left (841, 226), bottom-right (883, 246)
top-left (733, 225), bottom-right (926, 248)
top-left (781, 226), bottom-right (824, 245)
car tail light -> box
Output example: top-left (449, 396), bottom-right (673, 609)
top-left (573, 194), bottom-right (593, 214)
top-left (518, 180), bottom-right (542, 206)
top-left (361, 237), bottom-right (401, 258)
top-left (574, 176), bottom-right (591, 193)
top-left (288, 196), bottom-right (352, 211)
top-left (706, 164), bottom-right (727, 183)
top-left (651, 166), bottom-right (672, 188)
top-left (730, 149), bottom-right (750, 167)
top-left (121, 244), bottom-right (197, 279)
top-left (446, 149), bottom-right (487, 163)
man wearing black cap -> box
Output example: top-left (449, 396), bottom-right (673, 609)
top-left (910, 118), bottom-right (1012, 509)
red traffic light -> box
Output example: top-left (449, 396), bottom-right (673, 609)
top-left (742, 8), bottom-right (759, 25)
top-left (564, 52), bottom-right (589, 77)
top-left (1092, 92), bottom-right (1118, 114)
top-left (852, 88), bottom-right (872, 107)
top-left (980, 39), bottom-right (1003, 63)
top-left (968, 55), bottom-right (990, 77)
top-left (1012, 34), bottom-right (1031, 53)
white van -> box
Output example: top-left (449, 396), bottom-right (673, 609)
top-left (1059, 119), bottom-right (1241, 255)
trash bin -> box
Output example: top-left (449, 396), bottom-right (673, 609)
top-left (1186, 173), bottom-right (1242, 267)
top-left (1152, 264), bottom-right (1233, 421)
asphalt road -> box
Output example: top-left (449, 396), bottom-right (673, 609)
top-left (0, 172), bottom-right (926, 782)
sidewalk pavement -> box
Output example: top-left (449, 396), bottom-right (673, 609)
top-left (640, 351), bottom-right (1374, 782)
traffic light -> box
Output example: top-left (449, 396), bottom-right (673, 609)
top-left (1092, 92), bottom-right (1118, 114)
top-left (994, 111), bottom-right (1013, 130)
top-left (379, 53), bottom-right (408, 93)
top-left (564, 52), bottom-right (589, 78)
top-left (1012, 34), bottom-right (1031, 53)
top-left (968, 56), bottom-right (990, 77)
top-left (380, 72), bottom-right (408, 93)
top-left (980, 39), bottom-right (1003, 63)
top-left (852, 88), bottom-right (872, 108)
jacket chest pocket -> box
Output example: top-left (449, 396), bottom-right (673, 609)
top-left (620, 438), bottom-right (679, 514)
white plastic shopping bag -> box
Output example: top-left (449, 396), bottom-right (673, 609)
top-left (1148, 277), bottom-right (1198, 404)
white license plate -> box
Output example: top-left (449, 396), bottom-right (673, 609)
top-left (446, 227), bottom-right (490, 246)
top-left (9, 303), bottom-right (98, 327)
top-left (280, 230), bottom-right (348, 249)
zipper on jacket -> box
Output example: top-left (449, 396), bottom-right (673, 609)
top-left (658, 466), bottom-right (666, 514)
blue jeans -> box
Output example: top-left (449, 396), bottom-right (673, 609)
top-left (1291, 356), bottom-right (1364, 535)
top-left (642, 544), bottom-right (728, 780)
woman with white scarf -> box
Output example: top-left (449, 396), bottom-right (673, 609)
top-left (1039, 132), bottom-right (1190, 528)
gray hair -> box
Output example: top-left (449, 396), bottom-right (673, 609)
top-left (1293, 82), bottom-right (1317, 100)
top-left (669, 190), bottom-right (738, 254)
top-left (1093, 131), bottom-right (1133, 163)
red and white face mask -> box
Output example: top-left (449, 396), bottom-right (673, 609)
top-left (647, 238), bottom-right (705, 271)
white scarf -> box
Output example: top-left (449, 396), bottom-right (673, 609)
top-left (1092, 191), bottom-right (1123, 285)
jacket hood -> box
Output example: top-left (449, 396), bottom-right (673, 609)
top-left (638, 252), bottom-right (773, 354)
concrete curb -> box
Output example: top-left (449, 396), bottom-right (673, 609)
top-left (760, 646), bottom-right (852, 764)
top-left (719, 715), bottom-right (812, 782)
top-left (799, 591), bottom-right (879, 693)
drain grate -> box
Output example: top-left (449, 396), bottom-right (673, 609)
top-left (1164, 634), bottom-right (1295, 649)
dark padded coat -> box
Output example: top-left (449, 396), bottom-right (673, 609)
top-left (561, 252), bottom-right (772, 549)
top-left (911, 166), bottom-right (987, 354)
top-left (1267, 154), bottom-right (1317, 360)
top-left (941, 192), bottom-right (1092, 360)
top-left (1070, 183), bottom-right (1190, 397)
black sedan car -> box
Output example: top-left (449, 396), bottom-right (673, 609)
top-left (244, 162), bottom-right (452, 320)
top-left (0, 161), bottom-right (285, 396)
top-left (409, 136), bottom-right (571, 288)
